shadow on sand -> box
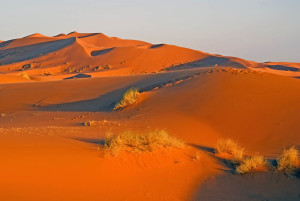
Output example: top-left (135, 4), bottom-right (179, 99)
top-left (38, 68), bottom-right (213, 112)
top-left (73, 137), bottom-right (105, 146)
top-left (190, 144), bottom-right (300, 201)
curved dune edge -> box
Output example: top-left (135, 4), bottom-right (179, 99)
top-left (0, 32), bottom-right (299, 84)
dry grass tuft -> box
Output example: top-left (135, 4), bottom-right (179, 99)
top-left (277, 146), bottom-right (299, 173)
top-left (236, 155), bottom-right (267, 174)
top-left (215, 138), bottom-right (244, 163)
top-left (83, 121), bottom-right (97, 126)
top-left (19, 72), bottom-right (31, 80)
top-left (104, 130), bottom-right (185, 156)
top-left (114, 88), bottom-right (139, 110)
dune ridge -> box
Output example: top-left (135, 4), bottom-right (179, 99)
top-left (0, 32), bottom-right (299, 83)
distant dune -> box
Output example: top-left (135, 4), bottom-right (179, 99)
top-left (0, 32), bottom-right (299, 83)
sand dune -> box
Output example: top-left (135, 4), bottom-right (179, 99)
top-left (0, 33), bottom-right (299, 201)
top-left (1, 32), bottom-right (298, 81)
top-left (2, 68), bottom-right (298, 151)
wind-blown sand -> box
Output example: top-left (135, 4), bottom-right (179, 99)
top-left (0, 33), bottom-right (299, 201)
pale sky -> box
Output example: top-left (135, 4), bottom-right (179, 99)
top-left (0, 0), bottom-right (299, 62)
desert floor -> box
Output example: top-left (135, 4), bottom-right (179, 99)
top-left (0, 33), bottom-right (299, 201)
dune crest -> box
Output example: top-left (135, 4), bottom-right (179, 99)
top-left (0, 32), bottom-right (298, 83)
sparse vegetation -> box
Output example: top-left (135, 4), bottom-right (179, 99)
top-left (103, 64), bottom-right (111, 69)
top-left (277, 146), bottom-right (299, 173)
top-left (215, 138), bottom-right (244, 163)
top-left (214, 138), bottom-right (300, 176)
top-left (114, 88), bottom-right (139, 110)
top-left (19, 72), bottom-right (31, 80)
top-left (104, 130), bottom-right (185, 156)
top-left (22, 63), bottom-right (32, 70)
top-left (236, 155), bottom-right (267, 174)
top-left (193, 151), bottom-right (201, 160)
top-left (83, 120), bottom-right (97, 126)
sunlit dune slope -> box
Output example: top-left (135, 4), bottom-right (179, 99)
top-left (2, 32), bottom-right (298, 79)
top-left (0, 68), bottom-right (299, 153)
top-left (0, 67), bottom-right (299, 201)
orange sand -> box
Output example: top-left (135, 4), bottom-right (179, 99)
top-left (0, 33), bottom-right (299, 201)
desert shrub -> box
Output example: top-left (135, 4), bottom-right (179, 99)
top-left (104, 130), bottom-right (185, 156)
top-left (103, 64), bottom-right (111, 69)
top-left (277, 146), bottom-right (299, 173)
top-left (114, 88), bottom-right (139, 110)
top-left (83, 120), bottom-right (97, 126)
top-left (19, 72), bottom-right (31, 80)
top-left (236, 155), bottom-right (267, 174)
top-left (215, 138), bottom-right (244, 163)
top-left (231, 147), bottom-right (245, 164)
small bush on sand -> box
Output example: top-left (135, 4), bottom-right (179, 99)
top-left (215, 138), bottom-right (244, 163)
top-left (83, 120), bottom-right (97, 126)
top-left (236, 155), bottom-right (267, 174)
top-left (114, 88), bottom-right (139, 110)
top-left (277, 146), bottom-right (299, 173)
top-left (19, 72), bottom-right (31, 80)
top-left (104, 130), bottom-right (185, 156)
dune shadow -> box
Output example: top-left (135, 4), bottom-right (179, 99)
top-left (167, 56), bottom-right (246, 71)
top-left (150, 44), bottom-right (165, 49)
top-left (0, 40), bottom-right (13, 49)
top-left (189, 143), bottom-right (234, 174)
top-left (38, 68), bottom-right (212, 112)
top-left (40, 86), bottom-right (128, 112)
top-left (73, 137), bottom-right (105, 146)
top-left (0, 37), bottom-right (76, 65)
top-left (266, 65), bottom-right (299, 72)
top-left (78, 33), bottom-right (101, 39)
top-left (192, 172), bottom-right (300, 201)
top-left (91, 47), bottom-right (114, 56)
top-left (64, 73), bottom-right (91, 80)
top-left (189, 144), bottom-right (215, 153)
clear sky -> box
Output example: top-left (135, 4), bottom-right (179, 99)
top-left (1, 0), bottom-right (299, 62)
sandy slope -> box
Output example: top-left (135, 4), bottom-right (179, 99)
top-left (0, 67), bottom-right (299, 200)
top-left (1, 32), bottom-right (299, 80)
top-left (0, 131), bottom-right (221, 201)
top-left (0, 32), bottom-right (299, 200)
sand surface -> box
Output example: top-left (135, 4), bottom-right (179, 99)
top-left (0, 33), bottom-right (299, 200)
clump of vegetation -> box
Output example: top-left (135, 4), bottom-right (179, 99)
top-left (104, 130), bottom-right (185, 156)
top-left (83, 120), bottom-right (97, 126)
top-left (43, 72), bottom-right (53, 76)
top-left (277, 146), bottom-right (299, 173)
top-left (22, 63), bottom-right (32, 70)
top-left (236, 155), bottom-right (267, 174)
top-left (114, 88), bottom-right (139, 110)
top-left (215, 138), bottom-right (244, 164)
top-left (64, 67), bottom-right (74, 73)
top-left (19, 72), bottom-right (31, 80)
top-left (103, 64), bottom-right (111, 69)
